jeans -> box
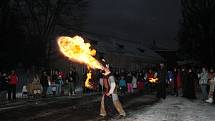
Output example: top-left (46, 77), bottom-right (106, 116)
top-left (42, 86), bottom-right (48, 97)
top-left (69, 82), bottom-right (75, 94)
top-left (47, 86), bottom-right (52, 95)
top-left (8, 84), bottom-right (16, 100)
top-left (55, 84), bottom-right (60, 95)
top-left (200, 84), bottom-right (208, 100)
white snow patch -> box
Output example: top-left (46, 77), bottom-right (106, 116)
top-left (113, 96), bottom-right (215, 121)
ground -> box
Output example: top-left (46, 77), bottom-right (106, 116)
top-left (0, 93), bottom-right (158, 121)
top-left (0, 93), bottom-right (214, 121)
top-left (120, 96), bottom-right (215, 121)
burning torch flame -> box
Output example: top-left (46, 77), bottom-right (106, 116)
top-left (149, 78), bottom-right (159, 83)
top-left (85, 66), bottom-right (92, 89)
top-left (57, 35), bottom-right (105, 88)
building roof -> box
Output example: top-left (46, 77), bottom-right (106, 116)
top-left (85, 35), bottom-right (165, 63)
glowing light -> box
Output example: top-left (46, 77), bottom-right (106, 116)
top-left (85, 69), bottom-right (92, 88)
top-left (57, 35), bottom-right (105, 88)
top-left (149, 78), bottom-right (159, 83)
top-left (57, 35), bottom-right (104, 70)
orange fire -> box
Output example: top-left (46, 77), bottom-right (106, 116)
top-left (85, 67), bottom-right (92, 89)
top-left (149, 78), bottom-right (159, 83)
top-left (57, 35), bottom-right (104, 88)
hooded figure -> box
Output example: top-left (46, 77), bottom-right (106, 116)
top-left (100, 64), bottom-right (126, 117)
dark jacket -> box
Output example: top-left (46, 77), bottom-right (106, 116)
top-left (158, 67), bottom-right (167, 84)
top-left (40, 75), bottom-right (48, 87)
top-left (0, 75), bottom-right (8, 91)
top-left (67, 71), bottom-right (76, 83)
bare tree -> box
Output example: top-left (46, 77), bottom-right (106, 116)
top-left (13, 0), bottom-right (89, 66)
top-left (178, 0), bottom-right (215, 65)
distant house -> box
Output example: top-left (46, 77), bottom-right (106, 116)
top-left (85, 34), bottom-right (165, 70)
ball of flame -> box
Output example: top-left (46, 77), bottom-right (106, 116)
top-left (57, 35), bottom-right (105, 89)
top-left (57, 35), bottom-right (104, 70)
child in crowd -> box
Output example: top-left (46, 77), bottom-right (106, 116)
top-left (119, 76), bottom-right (126, 96)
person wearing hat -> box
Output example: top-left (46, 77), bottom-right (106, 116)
top-left (99, 64), bottom-right (126, 117)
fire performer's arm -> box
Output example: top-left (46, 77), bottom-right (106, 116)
top-left (106, 76), bottom-right (116, 96)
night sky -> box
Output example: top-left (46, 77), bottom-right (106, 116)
top-left (84, 0), bottom-right (181, 50)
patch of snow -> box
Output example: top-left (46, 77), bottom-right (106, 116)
top-left (114, 96), bottom-right (215, 121)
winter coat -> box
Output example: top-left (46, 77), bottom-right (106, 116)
top-left (176, 72), bottom-right (182, 89)
top-left (199, 72), bottom-right (208, 85)
top-left (67, 72), bottom-right (76, 83)
top-left (8, 74), bottom-right (18, 85)
top-left (0, 76), bottom-right (8, 91)
top-left (119, 79), bottom-right (126, 87)
top-left (158, 68), bottom-right (167, 84)
top-left (126, 75), bottom-right (132, 83)
top-left (40, 75), bottom-right (48, 87)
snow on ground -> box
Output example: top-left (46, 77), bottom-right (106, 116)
top-left (116, 96), bottom-right (215, 121)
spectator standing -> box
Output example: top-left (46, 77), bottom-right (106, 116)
top-left (173, 68), bottom-right (182, 96)
top-left (185, 68), bottom-right (197, 99)
top-left (132, 73), bottom-right (137, 93)
top-left (0, 72), bottom-right (8, 99)
top-left (137, 72), bottom-right (144, 93)
top-left (8, 70), bottom-right (18, 100)
top-left (66, 69), bottom-right (76, 95)
top-left (198, 67), bottom-right (209, 101)
top-left (126, 72), bottom-right (133, 93)
top-left (119, 76), bottom-right (126, 96)
top-left (205, 68), bottom-right (215, 103)
top-left (57, 72), bottom-right (64, 96)
top-left (40, 71), bottom-right (48, 97)
top-left (0, 72), bottom-right (8, 92)
top-left (156, 63), bottom-right (167, 99)
top-left (181, 67), bottom-right (188, 97)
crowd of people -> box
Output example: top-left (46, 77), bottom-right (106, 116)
top-left (0, 64), bottom-right (215, 104)
top-left (0, 68), bottom-right (78, 100)
top-left (99, 64), bottom-right (215, 104)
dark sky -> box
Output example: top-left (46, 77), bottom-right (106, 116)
top-left (84, 0), bottom-right (181, 50)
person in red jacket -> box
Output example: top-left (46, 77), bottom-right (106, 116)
top-left (8, 70), bottom-right (18, 100)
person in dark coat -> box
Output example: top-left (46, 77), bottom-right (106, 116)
top-left (184, 68), bottom-right (197, 99)
top-left (66, 69), bottom-right (77, 95)
top-left (181, 67), bottom-right (188, 97)
top-left (156, 63), bottom-right (167, 99)
top-left (40, 71), bottom-right (48, 97)
top-left (0, 72), bottom-right (8, 92)
top-left (173, 68), bottom-right (178, 96)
